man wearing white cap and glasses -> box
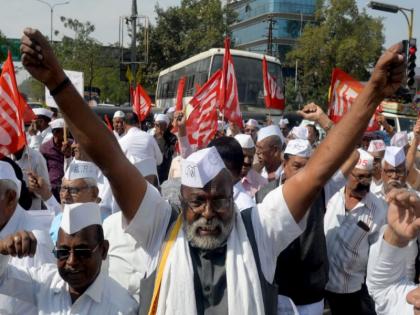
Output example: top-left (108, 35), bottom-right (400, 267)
top-left (278, 118), bottom-right (289, 138)
top-left (0, 202), bottom-right (138, 314)
top-left (324, 149), bottom-right (387, 315)
top-left (0, 161), bottom-right (55, 315)
top-left (256, 125), bottom-right (285, 182)
top-left (20, 28), bottom-right (405, 314)
top-left (234, 134), bottom-right (268, 198)
top-left (112, 110), bottom-right (126, 140)
top-left (367, 139), bottom-right (386, 196)
top-left (28, 107), bottom-right (54, 150)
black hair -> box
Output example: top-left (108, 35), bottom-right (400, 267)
top-left (125, 112), bottom-right (139, 126)
top-left (306, 124), bottom-right (319, 140)
top-left (208, 136), bottom-right (244, 178)
top-left (94, 225), bottom-right (105, 243)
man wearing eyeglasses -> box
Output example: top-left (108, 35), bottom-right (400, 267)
top-left (324, 149), bottom-right (387, 315)
top-left (0, 203), bottom-right (138, 314)
top-left (0, 161), bottom-right (55, 315)
top-left (20, 28), bottom-right (405, 314)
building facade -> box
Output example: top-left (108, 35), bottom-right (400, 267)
top-left (229, 0), bottom-right (317, 61)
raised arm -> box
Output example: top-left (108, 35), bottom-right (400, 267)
top-left (285, 43), bottom-right (405, 222)
top-left (20, 28), bottom-right (146, 222)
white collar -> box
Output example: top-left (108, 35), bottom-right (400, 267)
top-left (0, 206), bottom-right (24, 239)
top-left (41, 127), bottom-right (52, 137)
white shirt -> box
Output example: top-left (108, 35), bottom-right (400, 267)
top-left (119, 127), bottom-right (163, 165)
top-left (11, 146), bottom-right (51, 209)
top-left (29, 127), bottom-right (53, 151)
top-left (233, 181), bottom-right (256, 211)
top-left (367, 226), bottom-right (418, 315)
top-left (0, 206), bottom-right (55, 315)
top-left (324, 189), bottom-right (387, 293)
top-left (0, 259), bottom-right (138, 315)
top-left (261, 165), bottom-right (283, 181)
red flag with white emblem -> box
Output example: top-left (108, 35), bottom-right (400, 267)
top-left (328, 68), bottom-right (381, 132)
top-left (219, 37), bottom-right (243, 128)
top-left (131, 84), bottom-right (152, 122)
top-left (0, 52), bottom-right (26, 156)
top-left (187, 69), bottom-right (222, 148)
top-left (262, 56), bottom-right (285, 110)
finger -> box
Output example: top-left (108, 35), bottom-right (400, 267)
top-left (27, 231), bottom-right (37, 257)
top-left (6, 238), bottom-right (17, 257)
top-left (20, 35), bottom-right (41, 52)
top-left (20, 231), bottom-right (32, 256)
top-left (23, 28), bottom-right (48, 48)
top-left (21, 53), bottom-right (41, 67)
top-left (387, 42), bottom-right (403, 55)
top-left (13, 235), bottom-right (23, 258)
top-left (20, 44), bottom-right (43, 61)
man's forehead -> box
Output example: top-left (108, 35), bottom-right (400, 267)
top-left (62, 178), bottom-right (89, 187)
top-left (383, 161), bottom-right (406, 170)
top-left (57, 226), bottom-right (97, 246)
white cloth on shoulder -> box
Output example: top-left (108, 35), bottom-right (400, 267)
top-left (156, 211), bottom-right (265, 315)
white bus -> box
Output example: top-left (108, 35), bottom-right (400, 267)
top-left (155, 48), bottom-right (284, 116)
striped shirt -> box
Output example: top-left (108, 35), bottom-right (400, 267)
top-left (324, 188), bottom-right (387, 293)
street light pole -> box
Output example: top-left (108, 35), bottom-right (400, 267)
top-left (367, 1), bottom-right (414, 39)
top-left (34, 0), bottom-right (70, 43)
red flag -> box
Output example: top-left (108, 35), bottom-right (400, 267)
top-left (0, 51), bottom-right (26, 156)
top-left (187, 70), bottom-right (222, 148)
top-left (19, 93), bottom-right (36, 124)
top-left (328, 68), bottom-right (381, 132)
top-left (175, 77), bottom-right (186, 111)
top-left (219, 37), bottom-right (243, 128)
top-left (194, 83), bottom-right (201, 93)
top-left (104, 114), bottom-right (113, 132)
top-left (262, 56), bottom-right (285, 110)
top-left (131, 84), bottom-right (152, 122)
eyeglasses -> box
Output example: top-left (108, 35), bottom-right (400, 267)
top-left (181, 196), bottom-right (233, 214)
top-left (52, 244), bottom-right (100, 260)
top-left (383, 168), bottom-right (406, 177)
top-left (60, 185), bottom-right (90, 196)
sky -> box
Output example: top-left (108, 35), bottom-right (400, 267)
top-left (0, 0), bottom-right (418, 46)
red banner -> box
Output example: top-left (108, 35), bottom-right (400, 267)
top-left (187, 70), bottom-right (222, 148)
top-left (262, 56), bottom-right (285, 110)
top-left (328, 68), bottom-right (381, 132)
top-left (0, 51), bottom-right (26, 156)
top-left (219, 37), bottom-right (243, 128)
top-left (175, 77), bottom-right (186, 112)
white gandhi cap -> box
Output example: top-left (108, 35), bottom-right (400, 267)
top-left (155, 114), bottom-right (170, 125)
top-left (284, 139), bottom-right (312, 158)
top-left (257, 125), bottom-right (284, 143)
top-left (290, 126), bottom-right (309, 140)
top-left (234, 134), bottom-right (255, 149)
top-left (49, 118), bottom-right (65, 130)
top-left (60, 202), bottom-right (102, 234)
top-left (113, 110), bottom-right (125, 119)
top-left (355, 149), bottom-right (374, 171)
top-left (245, 119), bottom-right (258, 128)
top-left (33, 108), bottom-right (53, 119)
top-left (64, 160), bottom-right (99, 183)
top-left (181, 147), bottom-right (226, 188)
top-left (279, 118), bottom-right (289, 128)
top-left (0, 161), bottom-right (21, 196)
top-left (384, 146), bottom-right (406, 167)
top-left (390, 131), bottom-right (409, 148)
top-left (367, 140), bottom-right (386, 153)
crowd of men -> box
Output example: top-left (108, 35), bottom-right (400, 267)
top-left (0, 27), bottom-right (419, 315)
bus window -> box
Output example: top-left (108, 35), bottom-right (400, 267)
top-left (399, 117), bottom-right (416, 132)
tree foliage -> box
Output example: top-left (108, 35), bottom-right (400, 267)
top-left (0, 30), bottom-right (8, 62)
top-left (286, 0), bottom-right (384, 108)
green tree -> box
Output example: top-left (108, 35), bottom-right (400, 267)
top-left (286, 0), bottom-right (384, 109)
top-left (140, 0), bottom-right (236, 89)
top-left (54, 17), bottom-right (128, 104)
top-left (0, 30), bottom-right (9, 62)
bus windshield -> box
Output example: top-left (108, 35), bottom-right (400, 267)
top-left (211, 55), bottom-right (283, 108)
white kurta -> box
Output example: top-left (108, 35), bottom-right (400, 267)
top-left (11, 146), bottom-right (51, 209)
top-left (29, 127), bottom-right (53, 151)
top-left (324, 189), bottom-right (387, 293)
top-left (0, 258), bottom-right (138, 315)
top-left (0, 206), bottom-right (55, 315)
top-left (367, 226), bottom-right (418, 315)
top-left (261, 165), bottom-right (283, 181)
top-left (119, 127), bottom-right (163, 165)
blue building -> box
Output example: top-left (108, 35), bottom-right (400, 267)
top-left (229, 0), bottom-right (317, 61)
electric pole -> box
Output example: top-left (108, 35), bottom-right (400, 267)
top-left (130, 0), bottom-right (138, 89)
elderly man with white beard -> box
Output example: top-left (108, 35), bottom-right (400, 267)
top-left (20, 27), bottom-right (406, 314)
